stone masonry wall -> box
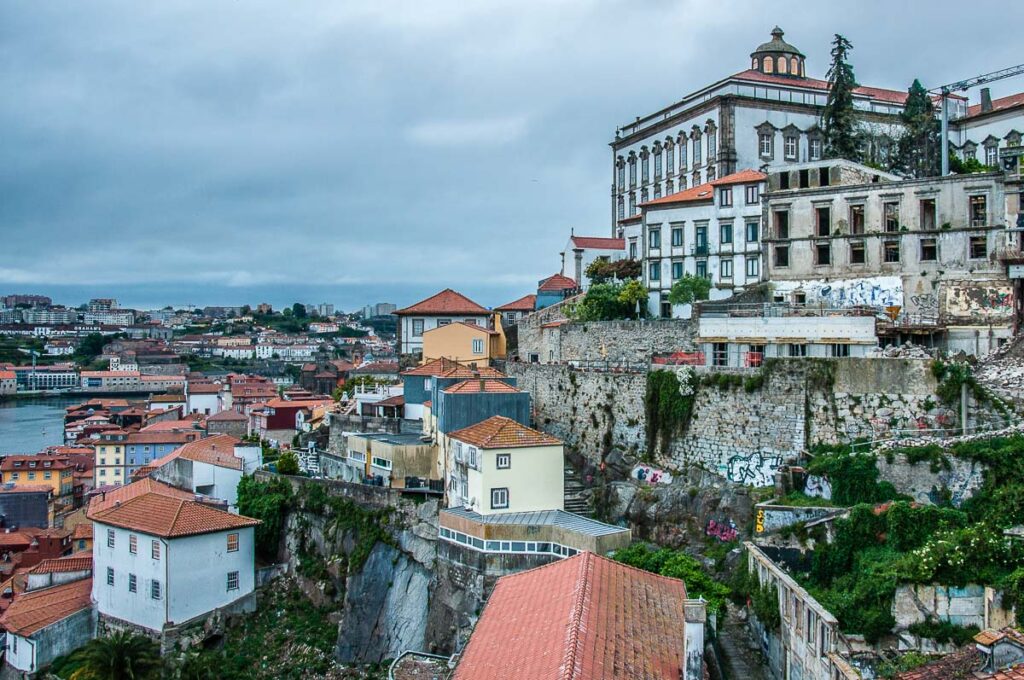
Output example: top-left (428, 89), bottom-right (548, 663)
top-left (517, 318), bottom-right (696, 364)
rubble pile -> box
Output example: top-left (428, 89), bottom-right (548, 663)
top-left (868, 343), bottom-right (935, 359)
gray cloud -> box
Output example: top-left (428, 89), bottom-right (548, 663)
top-left (2, 0), bottom-right (1022, 309)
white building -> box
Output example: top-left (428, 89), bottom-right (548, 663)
top-left (394, 289), bottom-right (492, 356)
top-left (627, 169), bottom-right (768, 318)
top-left (185, 382), bottom-right (228, 416)
top-left (148, 434), bottom-right (256, 511)
top-left (89, 483), bottom-right (259, 635)
top-left (0, 577), bottom-right (94, 675)
top-left (949, 90), bottom-right (1024, 172)
top-left (610, 27), bottom-right (919, 231)
top-left (562, 235), bottom-right (626, 290)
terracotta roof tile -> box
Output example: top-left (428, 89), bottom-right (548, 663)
top-left (71, 524), bottom-right (92, 540)
top-left (495, 294), bottom-right (537, 312)
top-left (966, 91), bottom-right (1024, 117)
top-left (538, 274), bottom-right (578, 292)
top-left (395, 289), bottom-right (489, 316)
top-left (452, 552), bottom-right (688, 680)
top-left (732, 69), bottom-right (908, 103)
top-left (206, 409), bottom-right (247, 422)
top-left (448, 416), bottom-right (560, 449)
top-left (570, 236), bottom-right (626, 250)
top-left (87, 477), bottom-right (197, 515)
top-left (443, 379), bottom-right (521, 395)
top-left (28, 554), bottom-right (92, 575)
top-left (187, 383), bottom-right (224, 394)
top-left (640, 182), bottom-right (715, 207)
top-left (89, 491), bottom-right (259, 538)
top-left (437, 365), bottom-right (505, 379)
top-left (709, 168), bottom-right (767, 186)
top-left (402, 357), bottom-right (465, 377)
top-left (154, 434), bottom-right (244, 471)
top-left (0, 578), bottom-right (93, 636)
top-left (617, 214), bottom-right (642, 223)
top-left (896, 645), bottom-right (982, 679)
top-left (374, 395), bottom-right (405, 407)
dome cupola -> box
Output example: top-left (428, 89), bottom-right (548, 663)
top-left (750, 27), bottom-right (806, 78)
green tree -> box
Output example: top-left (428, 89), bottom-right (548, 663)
top-left (616, 279), bottom-right (648, 317)
top-left (291, 303), bottom-right (307, 319)
top-left (74, 333), bottom-right (108, 362)
top-left (571, 282), bottom-right (635, 321)
top-left (237, 475), bottom-right (292, 561)
top-left (821, 34), bottom-right (860, 161)
top-left (68, 632), bottom-right (161, 680)
top-left (667, 274), bottom-right (711, 306)
top-left (277, 450), bottom-right (300, 475)
top-left (894, 79), bottom-right (940, 178)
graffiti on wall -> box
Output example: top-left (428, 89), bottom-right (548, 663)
top-left (804, 474), bottom-right (833, 500)
top-left (725, 452), bottom-right (783, 487)
top-left (706, 518), bottom-right (738, 542)
top-left (755, 508), bottom-right (766, 533)
top-left (773, 276), bottom-right (904, 310)
top-left (910, 293), bottom-right (939, 315)
top-left (632, 464), bottom-right (673, 485)
top-left (945, 285), bottom-right (1014, 320)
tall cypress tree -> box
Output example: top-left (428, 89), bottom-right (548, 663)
top-left (821, 34), bottom-right (860, 161)
top-left (894, 79), bottom-right (940, 177)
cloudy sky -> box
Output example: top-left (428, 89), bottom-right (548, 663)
top-left (2, 0), bottom-right (1022, 311)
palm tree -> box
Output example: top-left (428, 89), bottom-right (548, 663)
top-left (68, 631), bottom-right (161, 680)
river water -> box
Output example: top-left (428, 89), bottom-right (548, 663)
top-left (0, 397), bottom-right (79, 454)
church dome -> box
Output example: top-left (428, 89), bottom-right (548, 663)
top-left (750, 27), bottom-right (806, 78)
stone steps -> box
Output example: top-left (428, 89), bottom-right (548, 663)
top-left (563, 465), bottom-right (593, 517)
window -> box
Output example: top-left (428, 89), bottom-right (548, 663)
top-left (815, 206), bottom-right (830, 237)
top-left (920, 199), bottom-right (936, 230)
top-left (152, 540), bottom-right (161, 560)
top-left (774, 211), bottom-right (789, 239)
top-left (672, 261), bottom-right (683, 280)
top-left (963, 145), bottom-right (977, 161)
top-left (810, 139), bottom-right (822, 160)
top-left (129, 534), bottom-right (137, 554)
top-left (815, 242), bottom-right (831, 266)
top-left (746, 256), bottom-right (760, 278)
top-left (671, 227), bottom-right (683, 247)
top-left (850, 241), bottom-right (866, 264)
top-left (745, 184), bottom-right (759, 204)
top-left (617, 196), bottom-right (624, 220)
top-left (708, 130), bottom-right (717, 159)
top-left (129, 573), bottom-right (137, 593)
top-left (693, 137), bottom-right (702, 166)
top-left (227, 533), bottom-right (239, 552)
top-left (679, 142), bottom-right (687, 171)
top-left (372, 456), bottom-right (393, 470)
top-left (788, 343), bottom-right (808, 357)
top-left (106, 567), bottom-right (114, 586)
top-left (227, 571), bottom-right (240, 591)
top-left (490, 488), bottom-right (509, 509)
top-left (970, 236), bottom-right (988, 259)
top-left (628, 157), bottom-right (636, 187)
top-left (774, 245), bottom-right (790, 267)
top-left (720, 222), bottom-right (733, 244)
top-left (784, 136), bottom-right (797, 159)
top-left (986, 145), bottom-right (998, 167)
top-left (437, 319), bottom-right (451, 326)
top-left (830, 344), bottom-right (850, 358)
top-left (712, 342), bottom-right (728, 367)
top-left (849, 205), bottom-right (865, 235)
top-left (629, 193), bottom-right (636, 215)
top-left (920, 238), bottom-right (937, 261)
top-left (649, 261), bottom-right (661, 281)
top-left (616, 162), bottom-right (624, 191)
top-left (654, 150), bottom-right (662, 179)
top-left (151, 580), bottom-right (161, 600)
top-left (759, 133), bottom-right (772, 156)
top-left (719, 187), bottom-right (733, 207)
top-left (884, 240), bottom-right (901, 263)
top-left (472, 338), bottom-right (484, 355)
top-left (411, 319), bottom-right (424, 337)
top-left (666, 144), bottom-right (675, 174)
top-left (44, 471), bottom-right (51, 480)
top-left (695, 225), bottom-right (708, 253)
top-left (695, 260), bottom-right (708, 279)
top-left (629, 240), bottom-right (637, 259)
top-left (27, 472), bottom-right (35, 481)
top-left (107, 529), bottom-right (115, 548)
top-left (970, 195), bottom-right (988, 227)
top-left (746, 222), bottom-right (759, 243)
top-left (721, 259), bottom-right (733, 279)
top-left (884, 202), bottom-right (900, 232)
top-left (649, 228), bottom-right (661, 250)
top-left (653, 184), bottom-right (661, 199)
top-left (496, 453), bottom-right (510, 469)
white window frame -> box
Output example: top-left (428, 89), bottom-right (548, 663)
top-left (496, 453), bottom-right (511, 469)
top-left (490, 487), bottom-right (509, 510)
top-left (471, 338), bottom-right (484, 355)
top-left (227, 571), bottom-right (240, 591)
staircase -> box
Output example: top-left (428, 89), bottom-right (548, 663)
top-left (563, 464), bottom-right (593, 517)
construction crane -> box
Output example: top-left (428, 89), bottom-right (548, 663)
top-left (930, 63), bottom-right (1024, 175)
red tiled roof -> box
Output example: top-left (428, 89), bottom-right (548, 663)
top-left (618, 214), bottom-right (642, 223)
top-left (0, 456), bottom-right (71, 472)
top-left (71, 524), bottom-right (92, 540)
top-left (187, 383), bottom-right (223, 394)
top-left (452, 552), bottom-right (687, 680)
top-left (538, 274), bottom-right (578, 292)
top-left (29, 554), bottom-right (92, 575)
top-left (0, 532), bottom-right (33, 548)
top-left (437, 365), bottom-right (505, 380)
top-left (139, 420), bottom-right (200, 433)
top-left (0, 485), bottom-right (52, 495)
top-left (640, 182), bottom-right (715, 208)
top-left (155, 434), bottom-right (243, 471)
top-left (87, 477), bottom-right (197, 516)
top-left (495, 295), bottom-right (537, 312)
top-left (89, 491), bottom-right (259, 538)
top-left (570, 236), bottom-right (626, 250)
top-left (448, 415), bottom-right (560, 449)
top-left (967, 91), bottom-right (1024, 117)
top-left (424, 321), bottom-right (498, 336)
top-left (375, 395), bottom-right (405, 408)
top-left (731, 69), bottom-right (908, 104)
top-left (0, 371), bottom-right (15, 381)
top-left (395, 289), bottom-right (489, 316)
top-left (350, 362), bottom-right (400, 374)
top-left (402, 357), bottom-right (466, 377)
top-left (0, 578), bottom-right (93, 636)
top-left (206, 409), bottom-right (247, 422)
top-left (989, 665), bottom-right (1024, 679)
top-left (125, 431), bottom-right (197, 445)
top-left (710, 168), bottom-right (767, 186)
top-left (895, 645), bottom-right (982, 679)
top-left (443, 379), bottom-right (520, 395)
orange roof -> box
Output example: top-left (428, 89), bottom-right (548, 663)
top-left (570, 236), bottom-right (625, 250)
top-left (0, 371), bottom-right (15, 380)
top-left (395, 289), bottom-right (489, 316)
top-left (187, 383), bottom-right (223, 394)
top-left (437, 365), bottom-right (505, 380)
top-left (207, 409), bottom-right (247, 422)
top-left (87, 477), bottom-right (197, 516)
top-left (967, 91), bottom-right (1024, 117)
top-left (0, 578), bottom-right (93, 636)
top-left (402, 357), bottom-right (466, 377)
top-left (0, 532), bottom-right (33, 548)
top-left (29, 554), bottom-right (92, 575)
top-left (89, 491), bottom-right (259, 538)
top-left (443, 379), bottom-right (520, 395)
top-left (71, 524), bottom-right (92, 540)
top-left (640, 182), bottom-right (715, 207)
top-left (538, 274), bottom-right (577, 292)
top-left (0, 456), bottom-right (71, 472)
top-left (155, 434), bottom-right (243, 471)
top-left (710, 168), bottom-right (767, 186)
top-left (618, 214), bottom-right (642, 223)
top-left (495, 294), bottom-right (537, 312)
top-left (126, 431), bottom-right (197, 445)
top-left (895, 645), bottom-right (982, 679)
top-left (0, 485), bottom-right (52, 495)
top-left (448, 416), bottom-right (560, 449)
top-left (138, 420), bottom-right (200, 433)
top-left (452, 552), bottom-right (687, 680)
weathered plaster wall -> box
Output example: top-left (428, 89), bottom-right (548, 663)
top-left (892, 584), bottom-right (987, 629)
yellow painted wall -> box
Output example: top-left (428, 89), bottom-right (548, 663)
top-left (4, 465), bottom-right (73, 496)
top-left (465, 443), bottom-right (564, 516)
top-left (93, 443), bottom-right (125, 486)
top-left (421, 322), bottom-right (505, 364)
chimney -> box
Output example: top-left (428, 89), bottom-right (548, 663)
top-left (981, 88), bottom-right (993, 113)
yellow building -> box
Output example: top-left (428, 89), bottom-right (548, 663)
top-left (445, 416), bottom-right (564, 516)
top-left (0, 456), bottom-right (74, 497)
top-left (420, 317), bottom-right (506, 365)
top-left (92, 432), bottom-right (128, 486)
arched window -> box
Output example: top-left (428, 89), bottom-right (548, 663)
top-left (752, 57), bottom-right (759, 70)
top-left (791, 57), bottom-right (800, 75)
top-left (616, 157), bottom-right (625, 191)
top-left (778, 57), bottom-right (788, 74)
top-left (628, 154), bottom-right (637, 187)
top-left (764, 58), bottom-right (774, 74)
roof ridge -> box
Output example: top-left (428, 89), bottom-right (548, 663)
top-left (560, 552), bottom-right (594, 680)
top-left (169, 498), bottom-right (188, 533)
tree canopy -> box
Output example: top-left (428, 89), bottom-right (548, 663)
top-left (894, 79), bottom-right (940, 178)
top-left (821, 34), bottom-right (860, 161)
top-left (667, 274), bottom-right (711, 306)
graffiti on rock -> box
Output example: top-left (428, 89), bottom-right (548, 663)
top-left (804, 474), bottom-right (832, 500)
top-left (632, 464), bottom-right (673, 485)
top-left (726, 452), bottom-right (783, 487)
top-left (706, 518), bottom-right (738, 542)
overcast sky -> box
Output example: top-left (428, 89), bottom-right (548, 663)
top-left (2, 0), bottom-right (1022, 311)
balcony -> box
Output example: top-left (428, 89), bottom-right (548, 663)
top-left (692, 244), bottom-right (709, 256)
